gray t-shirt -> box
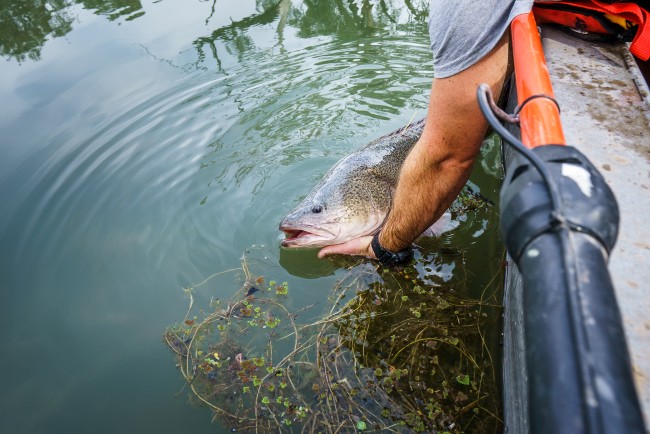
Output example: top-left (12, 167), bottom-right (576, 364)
top-left (428, 0), bottom-right (534, 78)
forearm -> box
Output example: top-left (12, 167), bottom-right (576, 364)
top-left (378, 141), bottom-right (477, 252)
top-left (379, 33), bottom-right (510, 253)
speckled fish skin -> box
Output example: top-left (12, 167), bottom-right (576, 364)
top-left (279, 120), bottom-right (425, 248)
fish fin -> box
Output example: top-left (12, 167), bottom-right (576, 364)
top-left (420, 212), bottom-right (457, 238)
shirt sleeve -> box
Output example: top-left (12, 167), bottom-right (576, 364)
top-left (428, 0), bottom-right (534, 78)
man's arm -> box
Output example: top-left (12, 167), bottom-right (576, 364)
top-left (318, 32), bottom-right (511, 259)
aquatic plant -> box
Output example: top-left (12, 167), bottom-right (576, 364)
top-left (164, 250), bottom-right (503, 433)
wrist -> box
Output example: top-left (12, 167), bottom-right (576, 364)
top-left (371, 232), bottom-right (413, 267)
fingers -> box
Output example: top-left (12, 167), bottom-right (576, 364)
top-left (317, 242), bottom-right (357, 258)
top-left (317, 236), bottom-right (375, 259)
top-left (316, 245), bottom-right (340, 258)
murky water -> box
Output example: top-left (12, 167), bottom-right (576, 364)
top-left (0, 1), bottom-right (505, 433)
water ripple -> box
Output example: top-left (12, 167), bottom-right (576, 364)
top-left (5, 3), bottom-right (435, 285)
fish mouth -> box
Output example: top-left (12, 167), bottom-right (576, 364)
top-left (279, 224), bottom-right (336, 248)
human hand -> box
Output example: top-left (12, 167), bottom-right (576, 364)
top-left (317, 235), bottom-right (375, 259)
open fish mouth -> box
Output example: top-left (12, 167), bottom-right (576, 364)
top-left (279, 225), bottom-right (335, 247)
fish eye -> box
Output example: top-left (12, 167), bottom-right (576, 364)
top-left (311, 205), bottom-right (323, 213)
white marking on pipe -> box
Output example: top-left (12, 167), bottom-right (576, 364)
top-left (528, 248), bottom-right (540, 258)
top-left (562, 164), bottom-right (593, 197)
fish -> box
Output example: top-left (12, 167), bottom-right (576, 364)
top-left (279, 119), bottom-right (452, 248)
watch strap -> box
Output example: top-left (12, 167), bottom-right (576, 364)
top-left (371, 232), bottom-right (413, 266)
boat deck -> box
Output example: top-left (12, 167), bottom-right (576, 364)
top-left (542, 25), bottom-right (650, 425)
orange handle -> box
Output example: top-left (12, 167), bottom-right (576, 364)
top-left (511, 13), bottom-right (566, 148)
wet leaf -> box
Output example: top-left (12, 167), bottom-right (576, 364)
top-left (276, 282), bottom-right (289, 295)
top-left (456, 374), bottom-right (470, 386)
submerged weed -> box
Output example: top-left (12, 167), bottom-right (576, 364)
top-left (164, 250), bottom-right (504, 433)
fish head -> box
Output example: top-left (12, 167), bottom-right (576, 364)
top-left (279, 180), bottom-right (388, 248)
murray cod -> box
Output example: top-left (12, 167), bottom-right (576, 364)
top-left (279, 119), bottom-right (451, 248)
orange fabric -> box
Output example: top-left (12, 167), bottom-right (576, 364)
top-left (533, 1), bottom-right (650, 59)
top-left (534, 8), bottom-right (614, 34)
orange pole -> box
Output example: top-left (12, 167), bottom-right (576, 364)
top-left (511, 13), bottom-right (566, 148)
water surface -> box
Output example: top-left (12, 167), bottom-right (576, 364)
top-left (0, 1), bottom-right (504, 432)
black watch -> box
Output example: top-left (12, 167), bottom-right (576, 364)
top-left (371, 232), bottom-right (413, 267)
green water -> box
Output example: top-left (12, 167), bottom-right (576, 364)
top-left (0, 1), bottom-right (505, 433)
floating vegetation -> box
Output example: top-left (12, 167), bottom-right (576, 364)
top-left (164, 249), bottom-right (503, 433)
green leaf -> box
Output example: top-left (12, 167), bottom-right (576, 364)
top-left (356, 420), bottom-right (367, 430)
top-left (261, 396), bottom-right (270, 404)
top-left (276, 282), bottom-right (289, 295)
top-left (456, 374), bottom-right (470, 385)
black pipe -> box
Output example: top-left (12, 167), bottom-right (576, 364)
top-left (477, 85), bottom-right (647, 433)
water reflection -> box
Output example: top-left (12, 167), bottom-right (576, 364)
top-left (1, 0), bottom-right (429, 64)
top-left (0, 0), bottom-right (144, 62)
top-left (192, 0), bottom-right (429, 69)
top-left (279, 246), bottom-right (353, 278)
